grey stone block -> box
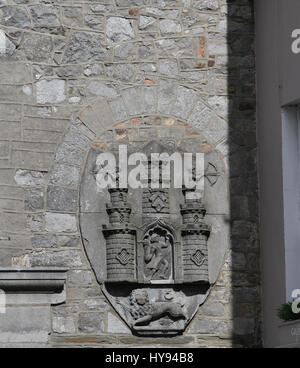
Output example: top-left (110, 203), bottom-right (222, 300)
top-left (87, 81), bottom-right (118, 98)
top-left (29, 5), bottom-right (60, 27)
top-left (29, 250), bottom-right (82, 268)
top-left (173, 86), bottom-right (198, 119)
top-left (57, 235), bottom-right (80, 248)
top-left (49, 164), bottom-right (80, 187)
top-left (68, 270), bottom-right (93, 285)
top-left (20, 33), bottom-right (52, 62)
top-left (15, 170), bottom-right (47, 186)
top-left (78, 312), bottom-right (105, 334)
top-left (12, 150), bottom-right (54, 171)
top-left (63, 32), bottom-right (109, 63)
top-left (84, 15), bottom-right (105, 30)
top-left (0, 104), bottom-right (22, 121)
top-left (143, 86), bottom-right (157, 114)
top-left (189, 318), bottom-right (230, 335)
top-left (45, 212), bottom-right (77, 233)
top-left (110, 63), bottom-right (135, 82)
top-left (26, 214), bottom-right (44, 232)
top-left (36, 80), bottom-right (66, 104)
top-left (107, 312), bottom-right (130, 334)
top-left (47, 186), bottom-right (77, 212)
top-left (158, 80), bottom-right (176, 115)
top-left (199, 301), bottom-right (226, 317)
top-left (159, 59), bottom-right (179, 78)
top-left (63, 125), bottom-right (92, 152)
top-left (52, 316), bottom-right (76, 334)
top-left (194, 0), bottom-right (219, 11)
top-left (25, 188), bottom-right (44, 211)
top-left (0, 30), bottom-right (16, 57)
top-left (121, 87), bottom-right (143, 116)
top-left (139, 16), bottom-right (156, 30)
top-left (0, 306), bottom-right (50, 343)
top-left (83, 299), bottom-right (108, 311)
top-left (106, 17), bottom-right (135, 43)
top-left (0, 63), bottom-right (32, 84)
top-left (31, 234), bottom-right (57, 249)
top-left (0, 142), bottom-right (9, 158)
top-left (0, 6), bottom-right (31, 28)
top-left (159, 19), bottom-right (182, 35)
top-left (55, 142), bottom-right (85, 167)
top-left (108, 97), bottom-right (128, 122)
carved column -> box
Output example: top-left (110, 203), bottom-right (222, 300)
top-left (180, 187), bottom-right (211, 283)
top-left (103, 186), bottom-right (136, 283)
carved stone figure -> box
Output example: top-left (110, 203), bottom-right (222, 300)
top-left (116, 289), bottom-right (187, 330)
top-left (143, 230), bottom-right (172, 281)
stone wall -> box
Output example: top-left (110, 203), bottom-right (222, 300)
top-left (0, 0), bottom-right (260, 347)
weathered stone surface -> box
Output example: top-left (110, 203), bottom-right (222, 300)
top-left (83, 64), bottom-right (104, 77)
top-left (121, 87), bottom-right (143, 116)
top-left (63, 32), bottom-right (108, 63)
top-left (31, 234), bottom-right (57, 249)
top-left (0, 6), bottom-right (31, 28)
top-left (57, 235), bottom-right (80, 248)
top-left (84, 15), bottom-right (104, 30)
top-left (12, 150), bottom-right (53, 171)
top-left (0, 306), bottom-right (50, 343)
top-left (0, 30), bottom-right (16, 57)
top-left (47, 186), bottom-right (77, 212)
top-left (78, 313), bottom-right (104, 334)
top-left (173, 86), bottom-right (198, 119)
top-left (158, 80), bottom-right (176, 114)
top-left (194, 0), bottom-right (219, 11)
top-left (199, 301), bottom-right (226, 317)
top-left (159, 59), bottom-right (179, 77)
top-left (36, 80), bottom-right (66, 104)
top-left (0, 63), bottom-right (31, 84)
top-left (25, 188), bottom-right (44, 211)
top-left (29, 5), bottom-right (60, 27)
top-left (83, 299), bottom-right (108, 311)
top-left (26, 214), bottom-right (44, 232)
top-left (55, 143), bottom-right (85, 167)
top-left (56, 65), bottom-right (81, 79)
top-left (14, 170), bottom-right (46, 186)
top-left (68, 270), bottom-right (93, 285)
top-left (49, 164), bottom-right (80, 187)
top-left (107, 313), bottom-right (130, 334)
top-left (160, 19), bottom-right (182, 35)
top-left (139, 16), bottom-right (156, 30)
top-left (29, 250), bottom-right (82, 268)
top-left (21, 33), bottom-right (52, 62)
top-left (87, 81), bottom-right (118, 98)
top-left (106, 17), bottom-right (135, 43)
top-left (45, 212), bottom-right (77, 233)
top-left (188, 319), bottom-right (230, 335)
top-left (52, 316), bottom-right (76, 334)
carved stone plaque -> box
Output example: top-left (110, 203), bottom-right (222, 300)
top-left (80, 121), bottom-right (229, 336)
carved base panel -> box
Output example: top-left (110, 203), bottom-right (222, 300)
top-left (103, 283), bottom-right (209, 336)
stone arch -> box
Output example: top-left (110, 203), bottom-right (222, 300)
top-left (44, 89), bottom-right (229, 287)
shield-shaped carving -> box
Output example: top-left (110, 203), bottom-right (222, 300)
top-left (80, 130), bottom-right (229, 336)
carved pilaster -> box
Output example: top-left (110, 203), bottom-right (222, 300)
top-left (103, 186), bottom-right (137, 283)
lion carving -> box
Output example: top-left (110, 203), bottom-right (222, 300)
top-left (117, 289), bottom-right (187, 327)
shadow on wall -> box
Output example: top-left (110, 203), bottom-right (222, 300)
top-left (228, 0), bottom-right (261, 347)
